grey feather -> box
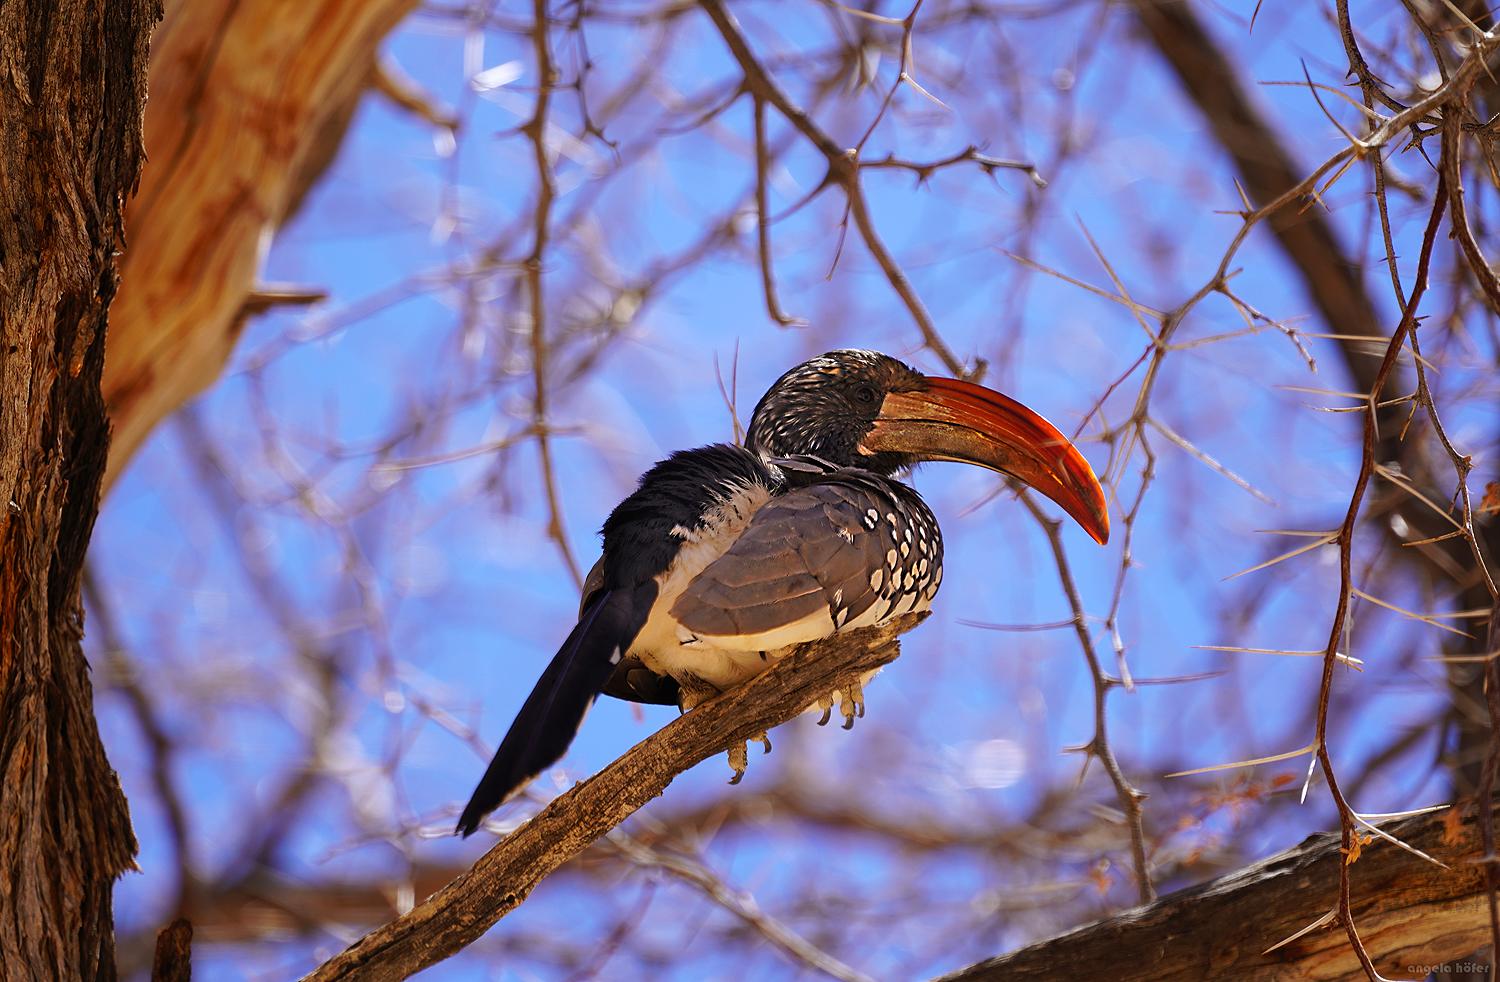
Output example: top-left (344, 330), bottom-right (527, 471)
top-left (670, 473), bottom-right (942, 640)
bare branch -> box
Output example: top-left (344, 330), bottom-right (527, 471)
top-left (1019, 489), bottom-right (1154, 905)
top-left (698, 0), bottom-right (980, 380)
top-left (300, 613), bottom-right (926, 981)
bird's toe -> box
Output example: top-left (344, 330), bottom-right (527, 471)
top-left (839, 678), bottom-right (865, 729)
top-left (727, 741), bottom-right (749, 784)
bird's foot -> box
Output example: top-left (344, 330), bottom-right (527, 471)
top-left (727, 732), bottom-right (773, 785)
top-left (839, 678), bottom-right (865, 730)
top-left (676, 673), bottom-right (722, 712)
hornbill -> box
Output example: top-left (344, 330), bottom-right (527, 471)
top-left (456, 350), bottom-right (1108, 837)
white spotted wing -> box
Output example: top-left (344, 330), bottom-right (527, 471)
top-left (669, 470), bottom-right (943, 651)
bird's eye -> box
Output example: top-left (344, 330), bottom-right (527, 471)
top-left (854, 385), bottom-right (878, 405)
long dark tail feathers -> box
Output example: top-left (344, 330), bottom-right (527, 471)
top-left (456, 581), bottom-right (657, 838)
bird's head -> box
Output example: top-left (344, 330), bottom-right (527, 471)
top-left (745, 350), bottom-right (1109, 544)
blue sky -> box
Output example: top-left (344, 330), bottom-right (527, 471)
top-left (90, 1), bottom-right (1485, 978)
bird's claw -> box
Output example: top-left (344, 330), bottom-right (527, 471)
top-left (727, 732), bottom-right (773, 785)
top-left (839, 678), bottom-right (865, 730)
top-left (816, 694), bottom-right (834, 726)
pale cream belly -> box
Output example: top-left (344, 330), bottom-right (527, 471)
top-left (630, 584), bottom-right (933, 704)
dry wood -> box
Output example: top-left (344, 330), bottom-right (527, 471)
top-left (149, 919), bottom-right (191, 982)
top-left (0, 0), bottom-right (160, 979)
top-left (934, 803), bottom-right (1497, 982)
top-left (101, 0), bottom-right (418, 490)
top-left (299, 612), bottom-right (928, 981)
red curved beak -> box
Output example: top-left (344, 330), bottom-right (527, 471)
top-left (859, 376), bottom-right (1109, 545)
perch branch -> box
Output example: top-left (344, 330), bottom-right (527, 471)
top-left (300, 612), bottom-right (927, 981)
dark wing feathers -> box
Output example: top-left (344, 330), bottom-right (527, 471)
top-left (456, 580), bottom-right (657, 837)
top-left (462, 445), bottom-right (780, 826)
top-left (670, 475), bottom-right (927, 643)
top-left (601, 655), bottom-right (681, 705)
top-left (459, 447), bottom-right (947, 835)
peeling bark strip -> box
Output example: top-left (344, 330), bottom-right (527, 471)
top-left (100, 0), bottom-right (419, 491)
top-left (934, 804), bottom-right (1496, 982)
top-left (300, 613), bottom-right (927, 982)
top-left (0, 0), bottom-right (160, 979)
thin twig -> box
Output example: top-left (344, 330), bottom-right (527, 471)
top-left (860, 145), bottom-right (1047, 188)
top-left (753, 95), bottom-right (804, 328)
top-left (605, 830), bottom-right (876, 982)
top-left (698, 0), bottom-right (978, 380)
top-left (525, 0), bottom-right (585, 591)
top-left (1019, 489), bottom-right (1155, 904)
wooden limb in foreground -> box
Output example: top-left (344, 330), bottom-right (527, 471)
top-left (300, 612), bottom-right (927, 982)
top-left (101, 0), bottom-right (418, 491)
top-left (934, 803), bottom-right (1494, 982)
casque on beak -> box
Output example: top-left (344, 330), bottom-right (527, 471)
top-left (858, 376), bottom-right (1110, 545)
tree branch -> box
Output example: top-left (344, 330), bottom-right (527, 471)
top-left (934, 802), bottom-right (1498, 982)
top-left (104, 0), bottom-right (419, 490)
top-left (698, 0), bottom-right (978, 380)
top-left (300, 612), bottom-right (928, 981)
top-left (1128, 0), bottom-right (1404, 422)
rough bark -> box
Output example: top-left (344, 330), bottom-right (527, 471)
top-left (100, 0), bottom-right (419, 491)
top-left (299, 613), bottom-right (928, 982)
top-left (148, 919), bottom-right (190, 982)
top-left (0, 0), bottom-right (160, 979)
top-left (934, 804), bottom-right (1497, 982)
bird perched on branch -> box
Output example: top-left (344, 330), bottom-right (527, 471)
top-left (457, 350), bottom-right (1108, 837)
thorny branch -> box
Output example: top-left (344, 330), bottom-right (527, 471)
top-left (860, 145), bottom-right (1048, 188)
top-left (699, 0), bottom-right (997, 380)
top-left (1312, 171), bottom-right (1447, 982)
top-left (1020, 490), bottom-right (1155, 905)
top-left (1007, 11), bottom-right (1500, 964)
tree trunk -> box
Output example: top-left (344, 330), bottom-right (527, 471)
top-left (0, 0), bottom-right (160, 978)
